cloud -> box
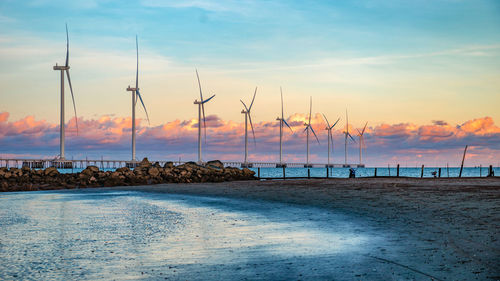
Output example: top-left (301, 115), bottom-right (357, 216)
top-left (1, 112), bottom-right (499, 166)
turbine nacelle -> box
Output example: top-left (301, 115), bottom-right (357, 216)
top-left (127, 87), bottom-right (138, 92)
top-left (53, 65), bottom-right (69, 70)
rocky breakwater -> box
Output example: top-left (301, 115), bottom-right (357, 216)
top-left (0, 158), bottom-right (256, 192)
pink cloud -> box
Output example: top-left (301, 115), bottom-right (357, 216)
top-left (0, 111), bottom-right (499, 165)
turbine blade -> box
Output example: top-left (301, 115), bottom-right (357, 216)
top-left (280, 86), bottom-right (284, 120)
top-left (322, 113), bottom-right (330, 128)
top-left (202, 94), bottom-right (215, 104)
top-left (283, 119), bottom-right (293, 133)
top-left (356, 128), bottom-right (362, 136)
top-left (248, 113), bottom-right (256, 146)
top-left (135, 35), bottom-right (139, 89)
top-left (65, 70), bottom-right (78, 135)
top-left (65, 23), bottom-right (69, 67)
top-left (195, 69), bottom-right (204, 101)
top-left (331, 117), bottom-right (341, 129)
top-left (136, 89), bottom-right (150, 125)
top-left (330, 132), bottom-right (334, 153)
top-left (310, 126), bottom-right (320, 144)
top-left (362, 121), bottom-right (368, 135)
top-left (195, 69), bottom-right (206, 140)
top-left (249, 86), bottom-right (257, 110)
top-left (348, 132), bottom-right (356, 143)
top-left (240, 100), bottom-right (249, 112)
top-left (308, 96), bottom-right (312, 125)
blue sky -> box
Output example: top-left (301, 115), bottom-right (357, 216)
top-left (1, 0), bottom-right (499, 164)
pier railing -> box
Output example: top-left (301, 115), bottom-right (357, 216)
top-left (0, 158), bottom-right (364, 170)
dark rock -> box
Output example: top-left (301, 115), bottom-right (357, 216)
top-left (139, 158), bottom-right (151, 168)
top-left (206, 160), bottom-right (224, 170)
top-left (44, 167), bottom-right (59, 176)
top-left (163, 162), bottom-right (174, 169)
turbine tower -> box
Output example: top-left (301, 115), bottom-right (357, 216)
top-left (322, 114), bottom-right (340, 167)
top-left (343, 109), bottom-right (356, 167)
top-left (53, 24), bottom-right (78, 160)
top-left (126, 36), bottom-right (150, 161)
top-left (240, 87), bottom-right (257, 167)
top-left (276, 87), bottom-right (293, 167)
top-left (194, 70), bottom-right (215, 164)
top-left (303, 96), bottom-right (320, 167)
top-left (356, 122), bottom-right (368, 165)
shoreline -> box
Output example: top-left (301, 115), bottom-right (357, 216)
top-left (109, 177), bottom-right (500, 280)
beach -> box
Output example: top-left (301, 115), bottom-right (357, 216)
top-left (1, 177), bottom-right (499, 280)
top-left (118, 177), bottom-right (500, 280)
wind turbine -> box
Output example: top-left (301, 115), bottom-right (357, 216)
top-left (356, 122), bottom-right (368, 165)
top-left (343, 109), bottom-right (356, 167)
top-left (53, 23), bottom-right (78, 160)
top-left (240, 87), bottom-right (257, 167)
top-left (303, 96), bottom-right (320, 167)
top-left (194, 69), bottom-right (215, 164)
top-left (322, 114), bottom-right (340, 167)
top-left (276, 87), bottom-right (293, 167)
top-left (126, 36), bottom-right (150, 162)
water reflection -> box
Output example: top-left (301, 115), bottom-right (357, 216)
top-left (0, 190), bottom-right (383, 280)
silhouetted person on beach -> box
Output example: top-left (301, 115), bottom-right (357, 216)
top-left (349, 168), bottom-right (356, 178)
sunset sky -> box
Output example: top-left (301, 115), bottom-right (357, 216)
top-left (1, 0), bottom-right (499, 166)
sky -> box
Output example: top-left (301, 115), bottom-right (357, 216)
top-left (0, 0), bottom-right (499, 166)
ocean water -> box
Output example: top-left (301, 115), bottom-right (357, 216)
top-left (0, 189), bottom-right (393, 280)
top-left (249, 166), bottom-right (499, 178)
top-left (37, 166), bottom-right (500, 179)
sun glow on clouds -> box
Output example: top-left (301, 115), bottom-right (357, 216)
top-left (0, 112), bottom-right (499, 165)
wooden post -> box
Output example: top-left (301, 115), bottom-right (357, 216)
top-left (326, 167), bottom-right (329, 178)
top-left (283, 166), bottom-right (286, 180)
top-left (480, 164), bottom-right (482, 177)
top-left (421, 165), bottom-right (424, 178)
top-left (388, 164), bottom-right (390, 176)
top-left (308, 168), bottom-right (310, 179)
top-left (397, 164), bottom-right (400, 177)
top-left (374, 167), bottom-right (377, 177)
top-left (438, 168), bottom-right (441, 178)
top-left (459, 145), bottom-right (468, 178)
top-left (489, 165), bottom-right (493, 177)
top-left (447, 163), bottom-right (449, 177)
top-left (258, 167), bottom-right (260, 178)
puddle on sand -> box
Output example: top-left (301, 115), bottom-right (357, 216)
top-left (0, 189), bottom-right (387, 280)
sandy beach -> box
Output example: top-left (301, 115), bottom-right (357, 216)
top-left (113, 177), bottom-right (500, 280)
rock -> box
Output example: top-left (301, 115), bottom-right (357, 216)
top-left (206, 160), bottom-right (224, 170)
top-left (242, 168), bottom-right (256, 178)
top-left (87, 166), bottom-right (99, 173)
top-left (163, 162), bottom-right (174, 169)
top-left (0, 181), bottom-right (8, 192)
top-left (139, 158), bottom-right (151, 168)
top-left (148, 167), bottom-right (160, 177)
top-left (44, 167), bottom-right (59, 176)
top-left (153, 162), bottom-right (161, 168)
top-left (116, 167), bottom-right (130, 173)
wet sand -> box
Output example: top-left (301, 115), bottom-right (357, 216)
top-left (117, 177), bottom-right (500, 280)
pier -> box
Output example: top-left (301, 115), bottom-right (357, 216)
top-left (0, 158), bottom-right (364, 170)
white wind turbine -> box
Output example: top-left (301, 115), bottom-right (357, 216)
top-left (126, 36), bottom-right (150, 161)
top-left (303, 96), bottom-right (320, 167)
top-left (53, 24), bottom-right (78, 160)
top-left (322, 114), bottom-right (340, 167)
top-left (276, 87), bottom-right (293, 167)
top-left (194, 69), bottom-right (216, 164)
top-left (240, 87), bottom-right (257, 167)
top-left (356, 122), bottom-right (368, 165)
top-left (343, 109), bottom-right (356, 166)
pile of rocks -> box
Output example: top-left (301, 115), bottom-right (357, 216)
top-left (0, 158), bottom-right (256, 192)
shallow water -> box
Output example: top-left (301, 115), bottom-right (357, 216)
top-left (251, 166), bottom-right (500, 178)
top-left (0, 189), bottom-right (401, 280)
